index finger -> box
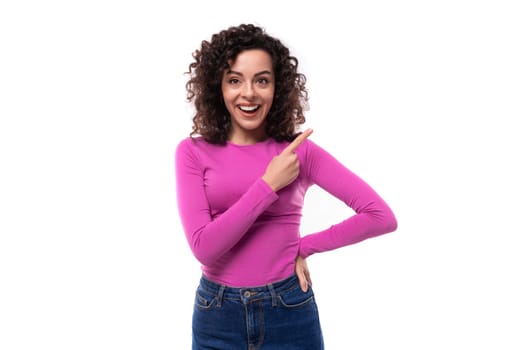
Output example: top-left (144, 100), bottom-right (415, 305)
top-left (283, 128), bottom-right (313, 154)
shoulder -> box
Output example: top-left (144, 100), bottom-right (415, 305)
top-left (177, 136), bottom-right (204, 147)
top-left (176, 136), bottom-right (231, 162)
top-left (296, 138), bottom-right (343, 169)
top-left (176, 136), bottom-right (210, 153)
top-left (297, 138), bottom-right (328, 156)
top-left (175, 136), bottom-right (209, 162)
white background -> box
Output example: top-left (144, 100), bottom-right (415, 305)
top-left (1, 0), bottom-right (524, 349)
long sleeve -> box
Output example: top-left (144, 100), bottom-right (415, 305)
top-left (175, 138), bottom-right (278, 266)
top-left (298, 140), bottom-right (398, 258)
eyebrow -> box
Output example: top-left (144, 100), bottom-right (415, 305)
top-left (225, 70), bottom-right (273, 77)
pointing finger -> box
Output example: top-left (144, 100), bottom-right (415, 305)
top-left (283, 128), bottom-right (313, 154)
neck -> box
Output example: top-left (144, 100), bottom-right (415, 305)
top-left (228, 131), bottom-right (268, 145)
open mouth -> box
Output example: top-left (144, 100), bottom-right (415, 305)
top-left (238, 105), bottom-right (260, 113)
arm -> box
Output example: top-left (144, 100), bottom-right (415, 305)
top-left (298, 140), bottom-right (398, 258)
top-left (175, 139), bottom-right (278, 265)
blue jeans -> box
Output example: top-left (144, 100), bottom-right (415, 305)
top-left (192, 274), bottom-right (324, 350)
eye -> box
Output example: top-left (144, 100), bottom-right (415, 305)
top-left (257, 78), bottom-right (269, 85)
top-left (228, 78), bottom-right (240, 84)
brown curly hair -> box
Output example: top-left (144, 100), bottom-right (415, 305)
top-left (185, 24), bottom-right (308, 144)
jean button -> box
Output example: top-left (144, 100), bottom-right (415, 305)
top-left (243, 291), bottom-right (251, 298)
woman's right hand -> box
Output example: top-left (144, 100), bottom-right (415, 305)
top-left (262, 129), bottom-right (313, 192)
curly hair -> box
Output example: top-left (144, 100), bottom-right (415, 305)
top-left (185, 24), bottom-right (308, 144)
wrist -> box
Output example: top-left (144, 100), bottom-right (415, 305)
top-left (261, 176), bottom-right (278, 192)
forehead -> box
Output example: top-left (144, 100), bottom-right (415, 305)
top-left (228, 49), bottom-right (273, 73)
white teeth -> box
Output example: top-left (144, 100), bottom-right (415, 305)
top-left (239, 105), bottom-right (259, 112)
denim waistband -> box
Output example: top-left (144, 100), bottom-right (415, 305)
top-left (198, 274), bottom-right (299, 306)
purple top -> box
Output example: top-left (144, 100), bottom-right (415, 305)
top-left (175, 136), bottom-right (397, 286)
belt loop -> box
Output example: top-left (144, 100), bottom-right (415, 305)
top-left (267, 283), bottom-right (277, 307)
top-left (216, 285), bottom-right (225, 307)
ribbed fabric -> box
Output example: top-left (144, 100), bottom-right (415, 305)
top-left (175, 137), bottom-right (397, 286)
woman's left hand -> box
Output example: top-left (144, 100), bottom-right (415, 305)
top-left (295, 256), bottom-right (312, 292)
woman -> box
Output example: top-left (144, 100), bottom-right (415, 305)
top-left (175, 23), bottom-right (397, 349)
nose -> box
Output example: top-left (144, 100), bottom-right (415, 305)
top-left (241, 82), bottom-right (255, 99)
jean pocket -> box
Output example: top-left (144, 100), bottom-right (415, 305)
top-left (277, 284), bottom-right (315, 309)
top-left (194, 288), bottom-right (217, 310)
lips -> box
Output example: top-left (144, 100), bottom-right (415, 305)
top-left (238, 105), bottom-right (260, 112)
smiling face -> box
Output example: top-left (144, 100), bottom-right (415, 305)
top-left (221, 49), bottom-right (275, 144)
